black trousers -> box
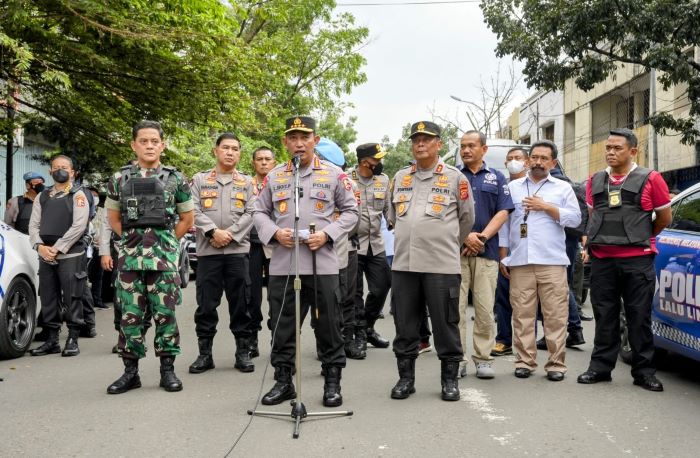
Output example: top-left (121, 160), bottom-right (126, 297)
top-left (248, 242), bottom-right (269, 333)
top-left (267, 275), bottom-right (345, 368)
top-left (38, 255), bottom-right (87, 331)
top-left (194, 254), bottom-right (251, 339)
top-left (392, 271), bottom-right (463, 362)
top-left (88, 254), bottom-right (104, 307)
top-left (342, 250), bottom-right (358, 334)
top-left (589, 254), bottom-right (656, 378)
top-left (355, 247), bottom-right (391, 329)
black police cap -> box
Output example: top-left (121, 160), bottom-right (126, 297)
top-left (285, 116), bottom-right (316, 134)
top-left (356, 143), bottom-right (387, 160)
top-left (409, 120), bottom-right (441, 138)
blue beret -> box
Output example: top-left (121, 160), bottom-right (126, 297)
top-left (23, 171), bottom-right (45, 182)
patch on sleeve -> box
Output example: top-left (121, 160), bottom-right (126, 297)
top-left (339, 173), bottom-right (352, 191)
top-left (76, 195), bottom-right (86, 207)
top-left (459, 180), bottom-right (469, 200)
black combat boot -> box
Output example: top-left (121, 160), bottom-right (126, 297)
top-left (566, 328), bottom-right (586, 348)
top-left (344, 327), bottom-right (366, 360)
top-left (323, 366), bottom-right (343, 407)
top-left (391, 358), bottom-right (416, 399)
top-left (159, 356), bottom-right (183, 392)
top-left (33, 327), bottom-right (50, 342)
top-left (355, 327), bottom-right (368, 352)
top-left (249, 332), bottom-right (259, 358)
top-left (107, 358), bottom-right (141, 394)
top-left (189, 338), bottom-right (215, 374)
top-left (29, 328), bottom-right (61, 356)
top-left (234, 337), bottom-right (255, 373)
top-left (441, 360), bottom-right (460, 401)
top-left (366, 327), bottom-right (390, 349)
top-left (261, 366), bottom-right (296, 405)
top-left (61, 329), bottom-right (80, 357)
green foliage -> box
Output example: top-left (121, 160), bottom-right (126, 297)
top-left (1, 0), bottom-right (367, 178)
top-left (481, 0), bottom-right (700, 143)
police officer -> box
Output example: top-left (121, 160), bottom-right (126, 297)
top-left (316, 137), bottom-right (365, 360)
top-left (248, 146), bottom-right (276, 358)
top-left (253, 116), bottom-right (359, 407)
top-left (349, 143), bottom-right (392, 352)
top-left (28, 155), bottom-right (90, 357)
top-left (105, 120), bottom-right (194, 394)
top-left (188, 133), bottom-right (256, 374)
top-left (4, 171), bottom-right (45, 234)
top-left (389, 121), bottom-right (475, 402)
top-left (578, 128), bottom-right (671, 392)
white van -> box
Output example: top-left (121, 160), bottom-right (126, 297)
top-left (441, 139), bottom-right (529, 176)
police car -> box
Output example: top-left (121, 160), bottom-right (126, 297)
top-left (0, 223), bottom-right (39, 359)
top-left (620, 182), bottom-right (700, 364)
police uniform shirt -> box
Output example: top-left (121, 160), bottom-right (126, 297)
top-left (389, 159), bottom-right (475, 274)
top-left (28, 185), bottom-right (90, 258)
top-left (349, 168), bottom-right (390, 256)
top-left (192, 168), bottom-right (255, 256)
top-left (253, 155), bottom-right (359, 276)
top-left (105, 165), bottom-right (194, 272)
top-left (460, 162), bottom-right (514, 261)
top-left (98, 208), bottom-right (113, 256)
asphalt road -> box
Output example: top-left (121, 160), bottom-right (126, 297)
top-left (1, 282), bottom-right (699, 458)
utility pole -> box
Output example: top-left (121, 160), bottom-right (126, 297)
top-left (5, 82), bottom-right (15, 203)
top-left (650, 69), bottom-right (658, 170)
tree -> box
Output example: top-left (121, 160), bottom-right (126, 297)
top-left (481, 0), bottom-right (700, 143)
top-left (1, 0), bottom-right (368, 183)
top-left (435, 62), bottom-right (521, 138)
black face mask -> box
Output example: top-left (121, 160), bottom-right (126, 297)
top-left (51, 169), bottom-right (70, 183)
top-left (31, 183), bottom-right (45, 193)
top-left (371, 162), bottom-right (384, 176)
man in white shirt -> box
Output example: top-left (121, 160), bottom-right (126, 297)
top-left (499, 140), bottom-right (581, 381)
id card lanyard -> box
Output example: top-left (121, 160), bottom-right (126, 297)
top-left (520, 178), bottom-right (548, 238)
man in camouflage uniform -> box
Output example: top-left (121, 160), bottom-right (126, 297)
top-left (105, 120), bottom-right (194, 395)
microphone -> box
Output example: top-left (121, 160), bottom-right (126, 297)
top-left (309, 222), bottom-right (316, 234)
top-left (292, 155), bottom-right (301, 169)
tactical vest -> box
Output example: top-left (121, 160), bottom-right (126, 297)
top-left (119, 165), bottom-right (175, 229)
top-left (588, 167), bottom-right (653, 247)
top-left (15, 196), bottom-right (33, 234)
top-left (38, 187), bottom-right (85, 252)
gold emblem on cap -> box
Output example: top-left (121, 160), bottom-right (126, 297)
top-left (376, 144), bottom-right (382, 152)
top-left (292, 117), bottom-right (303, 127)
top-left (417, 122), bottom-right (426, 131)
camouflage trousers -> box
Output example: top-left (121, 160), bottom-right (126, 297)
top-left (116, 270), bottom-right (181, 359)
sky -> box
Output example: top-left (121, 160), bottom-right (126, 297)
top-left (334, 0), bottom-right (529, 149)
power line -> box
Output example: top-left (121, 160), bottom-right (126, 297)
top-left (337, 0), bottom-right (479, 6)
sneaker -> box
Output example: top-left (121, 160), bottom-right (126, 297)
top-left (418, 341), bottom-right (432, 354)
top-left (458, 362), bottom-right (467, 378)
top-left (490, 342), bottom-right (513, 356)
top-left (475, 362), bottom-right (495, 379)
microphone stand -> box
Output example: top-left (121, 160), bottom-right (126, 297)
top-left (248, 155), bottom-right (352, 439)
